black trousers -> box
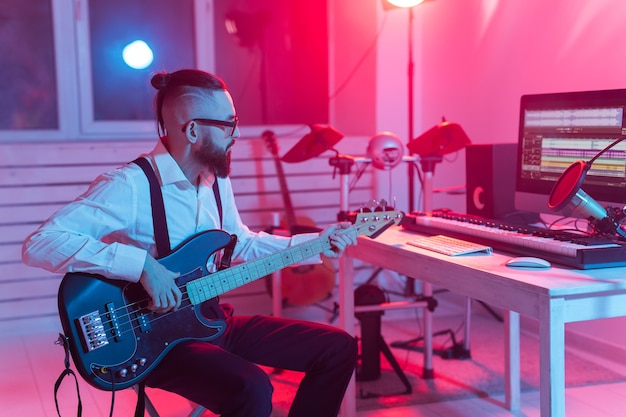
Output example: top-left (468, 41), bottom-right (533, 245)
top-left (145, 313), bottom-right (358, 417)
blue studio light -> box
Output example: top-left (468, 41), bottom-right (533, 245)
top-left (122, 40), bottom-right (154, 70)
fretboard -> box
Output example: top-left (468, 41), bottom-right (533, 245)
top-left (186, 234), bottom-right (331, 305)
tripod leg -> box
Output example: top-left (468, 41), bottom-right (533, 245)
top-left (378, 334), bottom-right (412, 394)
top-left (365, 267), bottom-right (384, 285)
top-left (478, 300), bottom-right (503, 322)
top-left (464, 297), bottom-right (471, 353)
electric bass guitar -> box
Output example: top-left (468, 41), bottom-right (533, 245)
top-left (57, 209), bottom-right (402, 391)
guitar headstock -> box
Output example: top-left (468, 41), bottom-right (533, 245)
top-left (262, 130), bottom-right (279, 156)
top-left (353, 209), bottom-right (404, 239)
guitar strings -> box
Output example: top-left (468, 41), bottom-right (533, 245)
top-left (92, 284), bottom-right (197, 341)
top-left (89, 218), bottom-right (392, 342)
top-left (94, 265), bottom-right (232, 340)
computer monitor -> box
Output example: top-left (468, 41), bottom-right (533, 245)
top-left (514, 88), bottom-right (626, 219)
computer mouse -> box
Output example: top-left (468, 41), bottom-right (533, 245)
top-left (505, 256), bottom-right (551, 269)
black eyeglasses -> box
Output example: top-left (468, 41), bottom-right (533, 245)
top-left (182, 115), bottom-right (239, 137)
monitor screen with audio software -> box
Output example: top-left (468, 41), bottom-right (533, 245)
top-left (514, 88), bottom-right (626, 218)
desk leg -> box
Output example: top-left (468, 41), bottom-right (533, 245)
top-left (540, 297), bottom-right (566, 417)
top-left (423, 282), bottom-right (434, 379)
top-left (339, 255), bottom-right (356, 417)
top-left (463, 297), bottom-right (472, 352)
top-left (504, 310), bottom-right (520, 411)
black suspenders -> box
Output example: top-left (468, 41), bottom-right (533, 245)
top-left (133, 157), bottom-right (171, 256)
top-left (133, 157), bottom-right (226, 253)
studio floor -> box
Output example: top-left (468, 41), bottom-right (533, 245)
top-left (3, 282), bottom-right (626, 417)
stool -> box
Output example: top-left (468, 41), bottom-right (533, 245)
top-left (133, 385), bottom-right (207, 417)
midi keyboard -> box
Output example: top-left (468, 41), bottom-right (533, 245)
top-left (401, 211), bottom-right (626, 269)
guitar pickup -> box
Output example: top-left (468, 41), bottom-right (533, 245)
top-left (105, 302), bottom-right (122, 341)
top-left (136, 311), bottom-right (151, 333)
top-left (78, 311), bottom-right (109, 352)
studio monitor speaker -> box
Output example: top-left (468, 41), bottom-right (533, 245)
top-left (465, 143), bottom-right (517, 219)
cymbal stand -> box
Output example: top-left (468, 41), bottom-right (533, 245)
top-left (331, 153), bottom-right (439, 378)
top-left (329, 154), bottom-right (358, 221)
top-left (393, 154), bottom-right (472, 362)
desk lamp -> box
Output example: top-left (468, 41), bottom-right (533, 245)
top-left (548, 136), bottom-right (626, 239)
top-left (407, 119), bottom-right (471, 212)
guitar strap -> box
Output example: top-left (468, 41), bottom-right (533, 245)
top-left (53, 334), bottom-right (83, 417)
top-left (133, 157), bottom-right (171, 256)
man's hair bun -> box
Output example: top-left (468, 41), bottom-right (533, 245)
top-left (151, 72), bottom-right (170, 90)
top-left (151, 69), bottom-right (227, 137)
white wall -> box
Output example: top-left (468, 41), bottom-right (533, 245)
top-left (376, 0), bottom-right (626, 350)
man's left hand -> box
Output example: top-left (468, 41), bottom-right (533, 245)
top-left (319, 222), bottom-right (357, 258)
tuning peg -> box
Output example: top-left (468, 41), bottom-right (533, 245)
top-left (364, 199), bottom-right (379, 212)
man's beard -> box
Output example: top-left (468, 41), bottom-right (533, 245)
top-left (195, 140), bottom-right (232, 178)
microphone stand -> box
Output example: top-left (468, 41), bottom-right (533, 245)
top-left (587, 135), bottom-right (626, 166)
top-left (579, 135), bottom-right (626, 239)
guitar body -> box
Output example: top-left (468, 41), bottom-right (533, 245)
top-left (275, 259), bottom-right (335, 306)
top-left (57, 229), bottom-right (232, 391)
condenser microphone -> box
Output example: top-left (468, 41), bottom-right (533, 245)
top-left (547, 135), bottom-right (626, 237)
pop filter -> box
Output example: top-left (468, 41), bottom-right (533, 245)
top-left (547, 135), bottom-right (626, 237)
top-left (547, 160), bottom-right (608, 220)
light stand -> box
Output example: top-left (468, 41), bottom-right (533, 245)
top-left (382, 0), bottom-right (432, 212)
top-left (407, 7), bottom-right (417, 213)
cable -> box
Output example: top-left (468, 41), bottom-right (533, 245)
top-left (328, 14), bottom-right (388, 101)
top-left (349, 162), bottom-right (371, 193)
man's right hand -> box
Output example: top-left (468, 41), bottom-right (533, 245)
top-left (139, 255), bottom-right (182, 313)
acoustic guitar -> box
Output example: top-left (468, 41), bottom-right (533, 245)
top-left (57, 210), bottom-right (402, 390)
top-left (262, 130), bottom-right (336, 306)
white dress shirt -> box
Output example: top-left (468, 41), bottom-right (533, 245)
top-left (22, 139), bottom-right (318, 282)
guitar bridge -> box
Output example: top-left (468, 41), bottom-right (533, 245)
top-left (78, 311), bottom-right (109, 352)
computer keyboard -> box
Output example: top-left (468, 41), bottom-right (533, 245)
top-left (406, 234), bottom-right (493, 256)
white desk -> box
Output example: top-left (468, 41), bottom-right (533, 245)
top-left (338, 225), bottom-right (626, 417)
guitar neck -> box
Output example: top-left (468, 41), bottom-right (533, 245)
top-left (186, 232), bottom-right (334, 305)
top-left (271, 154), bottom-right (298, 229)
top-left (186, 208), bottom-right (401, 305)
top-left (263, 130), bottom-right (298, 229)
